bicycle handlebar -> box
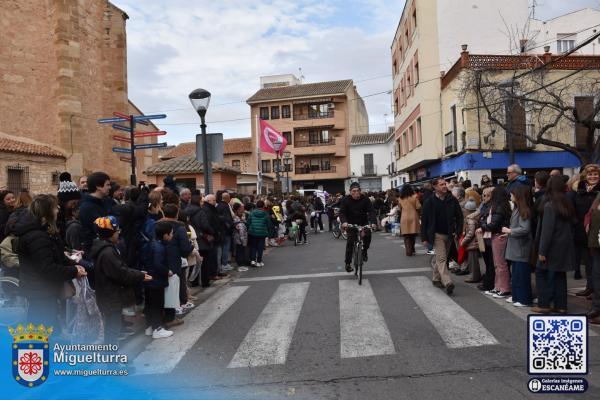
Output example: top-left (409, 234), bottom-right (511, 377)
top-left (344, 224), bottom-right (373, 231)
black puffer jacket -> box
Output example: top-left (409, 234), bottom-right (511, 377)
top-left (0, 203), bottom-right (12, 242)
top-left (571, 181), bottom-right (600, 245)
top-left (480, 202), bottom-right (511, 234)
top-left (192, 203), bottom-right (222, 250)
top-left (91, 239), bottom-right (145, 312)
top-left (338, 194), bottom-right (376, 226)
top-left (13, 211), bottom-right (78, 298)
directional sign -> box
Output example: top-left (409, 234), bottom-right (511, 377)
top-left (119, 156), bottom-right (132, 163)
top-left (134, 142), bottom-right (168, 150)
top-left (113, 112), bottom-right (131, 120)
top-left (112, 123), bottom-right (131, 132)
top-left (136, 119), bottom-right (149, 126)
top-left (98, 117), bottom-right (128, 124)
top-left (112, 147), bottom-right (131, 154)
top-left (135, 131), bottom-right (167, 138)
top-left (112, 135), bottom-right (131, 143)
top-left (133, 114), bottom-right (167, 121)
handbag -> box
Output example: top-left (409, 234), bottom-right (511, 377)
top-left (68, 277), bottom-right (103, 344)
top-left (476, 231), bottom-right (486, 252)
top-left (164, 274), bottom-right (180, 309)
top-left (457, 233), bottom-right (466, 265)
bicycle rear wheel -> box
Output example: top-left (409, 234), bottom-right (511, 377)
top-left (331, 225), bottom-right (341, 239)
top-left (358, 244), bottom-right (363, 285)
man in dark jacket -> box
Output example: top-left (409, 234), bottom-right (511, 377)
top-left (506, 164), bottom-right (530, 194)
top-left (160, 204), bottom-right (194, 327)
top-left (112, 186), bottom-right (148, 271)
top-left (339, 182), bottom-right (377, 272)
top-left (421, 177), bottom-right (464, 295)
top-left (91, 216), bottom-right (150, 344)
top-left (79, 172), bottom-right (112, 260)
top-left (216, 191), bottom-right (234, 272)
top-left (192, 194), bottom-right (223, 287)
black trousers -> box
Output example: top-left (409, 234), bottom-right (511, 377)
top-left (200, 247), bottom-right (218, 286)
top-left (536, 269), bottom-right (567, 310)
top-left (345, 228), bottom-right (371, 264)
top-left (178, 267), bottom-right (188, 305)
top-left (100, 307), bottom-right (122, 345)
top-left (144, 287), bottom-right (164, 330)
top-left (481, 239), bottom-right (495, 290)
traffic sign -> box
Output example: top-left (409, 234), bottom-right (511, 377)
top-left (112, 123), bottom-right (131, 132)
top-left (119, 156), bottom-right (132, 163)
top-left (112, 147), bottom-right (131, 154)
top-left (133, 114), bottom-right (167, 121)
top-left (113, 112), bottom-right (131, 120)
top-left (134, 142), bottom-right (168, 150)
top-left (112, 135), bottom-right (131, 143)
top-left (135, 131), bottom-right (167, 138)
top-left (98, 117), bottom-right (128, 124)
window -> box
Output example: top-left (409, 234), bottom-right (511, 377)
top-left (557, 34), bottom-right (576, 53)
top-left (308, 103), bottom-right (332, 118)
top-left (310, 158), bottom-right (320, 171)
top-left (414, 52), bottom-right (419, 84)
top-left (402, 132), bottom-right (408, 155)
top-left (260, 107), bottom-right (269, 120)
top-left (6, 164), bottom-right (29, 193)
top-left (282, 105), bottom-right (291, 118)
top-left (282, 131), bottom-right (292, 144)
top-left (231, 160), bottom-right (241, 169)
top-left (273, 159), bottom-right (281, 172)
top-left (409, 125), bottom-right (415, 150)
top-left (363, 153), bottom-right (375, 176)
top-left (416, 117), bottom-right (422, 146)
top-left (309, 130), bottom-right (319, 144)
top-left (271, 106), bottom-right (280, 119)
top-left (308, 129), bottom-right (330, 144)
top-left (393, 59), bottom-right (398, 76)
top-left (449, 105), bottom-right (457, 152)
top-left (261, 160), bottom-right (271, 173)
top-left (412, 9), bottom-right (417, 28)
top-left (394, 97), bottom-right (399, 115)
top-left (51, 171), bottom-right (60, 185)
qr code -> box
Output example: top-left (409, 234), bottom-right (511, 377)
top-left (528, 316), bottom-right (587, 374)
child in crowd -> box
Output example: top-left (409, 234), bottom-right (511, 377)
top-left (91, 216), bottom-right (151, 345)
top-left (144, 221), bottom-right (174, 339)
top-left (232, 202), bottom-right (248, 267)
top-left (460, 199), bottom-right (482, 283)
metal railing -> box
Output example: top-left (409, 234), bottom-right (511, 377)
top-left (361, 165), bottom-right (377, 176)
top-left (294, 138), bottom-right (336, 147)
top-left (293, 110), bottom-right (334, 120)
top-left (294, 165), bottom-right (337, 174)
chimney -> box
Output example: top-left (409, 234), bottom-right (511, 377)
top-left (460, 44), bottom-right (469, 67)
top-left (543, 46), bottom-right (552, 63)
top-left (520, 39), bottom-right (528, 53)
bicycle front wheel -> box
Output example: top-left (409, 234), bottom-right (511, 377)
top-left (358, 245), bottom-right (364, 285)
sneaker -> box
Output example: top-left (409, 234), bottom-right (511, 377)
top-left (257, 262), bottom-right (265, 267)
top-left (493, 291), bottom-right (511, 298)
top-left (250, 261), bottom-right (257, 267)
top-left (505, 296), bottom-right (513, 303)
top-left (152, 327), bottom-right (174, 339)
top-left (426, 250), bottom-right (435, 255)
top-left (448, 261), bottom-right (459, 270)
top-left (175, 307), bottom-right (185, 316)
top-left (513, 302), bottom-right (528, 307)
top-left (345, 264), bottom-right (353, 273)
top-left (182, 302), bottom-right (195, 309)
top-left (145, 326), bottom-right (153, 336)
top-left (484, 289), bottom-right (499, 296)
top-left (445, 283), bottom-right (455, 295)
top-left (303, 240), bottom-right (308, 244)
top-left (432, 280), bottom-right (443, 288)
top-left (221, 265), bottom-right (233, 272)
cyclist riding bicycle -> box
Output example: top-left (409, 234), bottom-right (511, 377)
top-left (339, 182), bottom-right (377, 272)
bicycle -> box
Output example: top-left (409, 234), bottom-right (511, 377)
top-left (0, 269), bottom-right (27, 327)
top-left (345, 224), bottom-right (371, 285)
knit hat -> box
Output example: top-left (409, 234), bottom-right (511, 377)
top-left (59, 172), bottom-right (72, 182)
top-left (94, 216), bottom-right (119, 238)
top-left (464, 198), bottom-right (478, 211)
top-left (350, 182), bottom-right (361, 190)
top-left (57, 180), bottom-right (81, 204)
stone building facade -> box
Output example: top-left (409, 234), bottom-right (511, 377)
top-left (0, 0), bottom-right (157, 186)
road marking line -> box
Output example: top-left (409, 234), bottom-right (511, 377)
top-left (339, 279), bottom-right (396, 358)
top-left (479, 291), bottom-right (599, 337)
top-left (132, 285), bottom-right (248, 375)
top-left (235, 268), bottom-right (430, 282)
top-left (228, 282), bottom-right (310, 368)
top-left (398, 276), bottom-right (499, 348)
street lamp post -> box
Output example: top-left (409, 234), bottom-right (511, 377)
top-left (273, 137), bottom-right (283, 197)
top-left (189, 89), bottom-right (212, 194)
top-left (283, 150), bottom-right (291, 195)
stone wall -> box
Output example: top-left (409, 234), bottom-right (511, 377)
top-left (0, 0), bottom-right (131, 184)
top-left (0, 152), bottom-right (66, 195)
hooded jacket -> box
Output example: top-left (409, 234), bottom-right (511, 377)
top-left (91, 238), bottom-right (145, 311)
top-left (160, 219), bottom-right (194, 274)
top-left (506, 175), bottom-right (530, 194)
top-left (12, 210), bottom-right (78, 297)
top-left (247, 209), bottom-right (271, 238)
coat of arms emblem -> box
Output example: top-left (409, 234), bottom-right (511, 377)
top-left (9, 323), bottom-right (52, 388)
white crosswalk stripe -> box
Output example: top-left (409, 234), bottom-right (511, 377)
top-left (339, 279), bottom-right (396, 358)
top-left (228, 282), bottom-right (310, 368)
top-left (398, 276), bottom-right (499, 348)
top-left (133, 285), bottom-right (248, 375)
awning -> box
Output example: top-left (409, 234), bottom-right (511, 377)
top-left (293, 97), bottom-right (334, 105)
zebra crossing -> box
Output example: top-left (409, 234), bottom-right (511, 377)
top-left (131, 271), bottom-right (556, 376)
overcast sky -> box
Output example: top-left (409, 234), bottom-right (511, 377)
top-left (111, 0), bottom-right (600, 145)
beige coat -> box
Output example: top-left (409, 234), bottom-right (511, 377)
top-left (399, 194), bottom-right (421, 235)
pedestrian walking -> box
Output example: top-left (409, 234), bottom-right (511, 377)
top-left (398, 185), bottom-right (420, 256)
top-left (247, 200), bottom-right (271, 267)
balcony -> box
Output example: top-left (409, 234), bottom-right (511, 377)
top-left (293, 110), bottom-right (334, 121)
top-left (295, 165), bottom-right (337, 174)
top-left (361, 165), bottom-right (377, 176)
top-left (295, 138), bottom-right (336, 147)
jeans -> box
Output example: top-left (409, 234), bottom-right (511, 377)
top-left (235, 244), bottom-right (248, 266)
top-left (220, 235), bottom-right (232, 267)
top-left (511, 261), bottom-right (533, 305)
top-left (536, 268), bottom-right (567, 310)
top-left (345, 227), bottom-right (371, 264)
top-left (249, 235), bottom-right (266, 263)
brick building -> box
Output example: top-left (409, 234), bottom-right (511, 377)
top-left (0, 0), bottom-right (158, 191)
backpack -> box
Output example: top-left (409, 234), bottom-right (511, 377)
top-left (139, 216), bottom-right (157, 268)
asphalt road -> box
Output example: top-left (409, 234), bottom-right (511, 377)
top-left (122, 228), bottom-right (600, 400)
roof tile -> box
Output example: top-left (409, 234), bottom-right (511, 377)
top-left (247, 80), bottom-right (353, 103)
top-left (0, 135), bottom-right (65, 158)
top-left (144, 155), bottom-right (240, 176)
top-left (350, 132), bottom-right (394, 145)
top-left (160, 138), bottom-right (252, 160)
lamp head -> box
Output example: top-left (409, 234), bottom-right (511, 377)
top-left (189, 88), bottom-right (211, 117)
